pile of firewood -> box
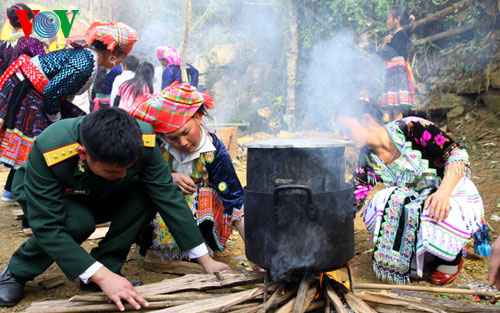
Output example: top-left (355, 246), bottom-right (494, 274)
top-left (22, 271), bottom-right (500, 313)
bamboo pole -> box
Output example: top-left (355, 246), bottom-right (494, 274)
top-left (180, 0), bottom-right (191, 84)
top-left (70, 292), bottom-right (227, 303)
top-left (354, 283), bottom-right (500, 298)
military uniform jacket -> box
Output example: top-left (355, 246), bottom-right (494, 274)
top-left (13, 116), bottom-right (204, 279)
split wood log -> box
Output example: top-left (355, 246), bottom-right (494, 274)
top-left (414, 0), bottom-right (470, 29)
top-left (414, 23), bottom-right (475, 46)
top-left (207, 302), bottom-right (263, 313)
top-left (331, 280), bottom-right (376, 313)
top-left (325, 284), bottom-right (348, 313)
top-left (292, 274), bottom-right (313, 313)
top-left (324, 290), bottom-right (331, 313)
top-left (394, 289), bottom-right (500, 313)
top-left (276, 286), bottom-right (317, 313)
top-left (257, 283), bottom-right (285, 313)
top-left (22, 300), bottom-right (189, 313)
top-left (70, 291), bottom-right (228, 303)
top-left (354, 282), bottom-right (500, 298)
top-left (133, 270), bottom-right (264, 296)
top-left (143, 251), bottom-right (204, 274)
top-left (87, 227), bottom-right (109, 240)
top-left (148, 287), bottom-right (262, 313)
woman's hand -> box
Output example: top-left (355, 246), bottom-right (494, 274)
top-left (196, 254), bottom-right (232, 273)
top-left (384, 34), bottom-right (393, 44)
top-left (424, 189), bottom-right (451, 223)
top-left (171, 173), bottom-right (196, 194)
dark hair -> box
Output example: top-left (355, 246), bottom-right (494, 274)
top-left (7, 3), bottom-right (33, 28)
top-left (195, 103), bottom-right (210, 118)
top-left (122, 55), bottom-right (139, 72)
top-left (92, 66), bottom-right (109, 96)
top-left (80, 107), bottom-right (143, 166)
top-left (390, 5), bottom-right (415, 37)
top-left (91, 40), bottom-right (126, 56)
top-left (121, 62), bottom-right (154, 103)
top-left (335, 99), bottom-right (384, 125)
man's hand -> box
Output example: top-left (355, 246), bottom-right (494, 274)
top-left (196, 253), bottom-right (231, 273)
top-left (489, 237), bottom-right (500, 289)
top-left (171, 173), bottom-right (196, 194)
top-left (90, 267), bottom-right (149, 311)
top-left (424, 189), bottom-right (451, 223)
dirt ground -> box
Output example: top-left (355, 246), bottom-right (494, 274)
top-left (0, 105), bottom-right (499, 312)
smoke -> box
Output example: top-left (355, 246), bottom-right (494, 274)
top-left (269, 224), bottom-right (326, 281)
top-left (297, 31), bottom-right (385, 130)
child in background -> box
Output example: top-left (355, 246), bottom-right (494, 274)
top-left (156, 46), bottom-right (199, 89)
top-left (130, 83), bottom-right (245, 260)
top-left (114, 62), bottom-right (154, 112)
top-left (379, 5), bottom-right (416, 121)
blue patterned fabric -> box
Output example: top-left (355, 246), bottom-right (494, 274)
top-left (206, 133), bottom-right (244, 215)
top-left (104, 65), bottom-right (122, 94)
top-left (39, 49), bottom-right (96, 115)
top-left (161, 64), bottom-right (199, 89)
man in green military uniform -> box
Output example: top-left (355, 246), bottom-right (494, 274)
top-left (0, 108), bottom-right (230, 311)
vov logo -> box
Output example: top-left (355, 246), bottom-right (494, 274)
top-left (15, 10), bottom-right (79, 39)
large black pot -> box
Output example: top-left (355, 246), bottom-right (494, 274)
top-left (243, 138), bottom-right (356, 281)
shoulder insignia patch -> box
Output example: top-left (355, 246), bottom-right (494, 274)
top-left (143, 134), bottom-right (156, 148)
top-left (43, 143), bottom-right (81, 167)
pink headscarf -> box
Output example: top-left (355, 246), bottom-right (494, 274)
top-left (156, 45), bottom-right (182, 66)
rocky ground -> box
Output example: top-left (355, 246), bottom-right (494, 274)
top-left (0, 105), bottom-right (499, 312)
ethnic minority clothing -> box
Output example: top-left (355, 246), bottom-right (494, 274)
top-left (85, 21), bottom-right (138, 55)
top-left (151, 130), bottom-right (244, 260)
top-left (130, 83), bottom-right (213, 134)
top-left (354, 117), bottom-right (484, 283)
top-left (0, 48), bottom-right (95, 169)
top-left (161, 64), bottom-right (199, 89)
top-left (0, 32), bottom-right (45, 74)
top-left (380, 57), bottom-right (415, 108)
top-left (379, 30), bottom-right (415, 108)
top-left (156, 45), bottom-right (199, 89)
top-left (156, 46), bottom-right (182, 66)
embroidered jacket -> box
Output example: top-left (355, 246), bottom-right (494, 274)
top-left (38, 48), bottom-right (98, 115)
top-left (0, 33), bottom-right (45, 73)
top-left (162, 132), bottom-right (244, 217)
top-left (353, 117), bottom-right (470, 209)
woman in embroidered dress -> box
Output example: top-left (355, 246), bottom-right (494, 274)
top-left (0, 21), bottom-right (138, 228)
top-left (379, 5), bottom-right (416, 121)
top-left (336, 100), bottom-right (487, 285)
top-left (0, 3), bottom-right (46, 202)
top-left (130, 83), bottom-right (245, 261)
top-left (156, 46), bottom-right (199, 89)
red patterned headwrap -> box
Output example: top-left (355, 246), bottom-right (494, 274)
top-left (130, 83), bottom-right (214, 134)
top-left (85, 21), bottom-right (138, 54)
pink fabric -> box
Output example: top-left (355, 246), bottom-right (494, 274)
top-left (116, 82), bottom-right (149, 112)
top-left (156, 45), bottom-right (182, 66)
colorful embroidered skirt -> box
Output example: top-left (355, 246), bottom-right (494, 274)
top-left (0, 74), bottom-right (85, 169)
top-left (362, 177), bottom-right (483, 283)
top-left (379, 58), bottom-right (415, 108)
top-left (151, 186), bottom-right (243, 260)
